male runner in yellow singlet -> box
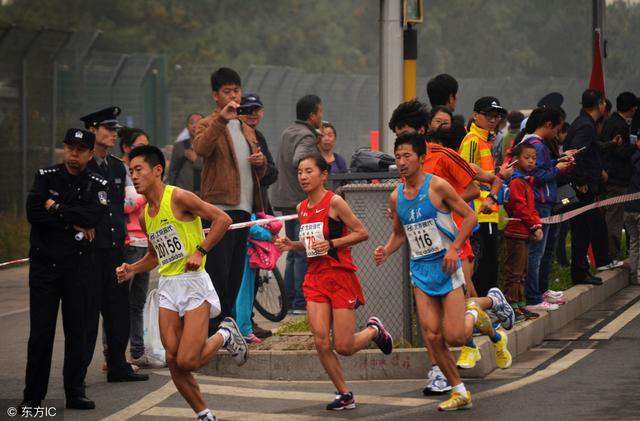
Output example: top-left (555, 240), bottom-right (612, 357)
top-left (116, 145), bottom-right (246, 421)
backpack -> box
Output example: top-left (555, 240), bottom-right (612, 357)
top-left (349, 147), bottom-right (395, 172)
top-left (499, 175), bottom-right (529, 206)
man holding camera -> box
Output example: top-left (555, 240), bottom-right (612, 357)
top-left (192, 67), bottom-right (267, 331)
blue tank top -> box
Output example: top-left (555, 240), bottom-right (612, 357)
top-left (397, 174), bottom-right (459, 262)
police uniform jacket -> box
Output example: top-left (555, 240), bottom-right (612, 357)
top-left (26, 164), bottom-right (107, 263)
top-left (87, 154), bottom-right (127, 249)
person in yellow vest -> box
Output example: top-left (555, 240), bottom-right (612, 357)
top-left (116, 145), bottom-right (245, 421)
top-left (458, 97), bottom-right (507, 299)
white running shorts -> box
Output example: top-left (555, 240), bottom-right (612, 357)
top-left (157, 270), bottom-right (221, 318)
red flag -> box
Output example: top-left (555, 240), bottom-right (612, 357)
top-left (589, 28), bottom-right (605, 94)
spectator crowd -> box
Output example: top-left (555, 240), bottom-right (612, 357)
top-left (20, 64), bottom-right (640, 414)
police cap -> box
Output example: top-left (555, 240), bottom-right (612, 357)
top-left (63, 128), bottom-right (95, 150)
top-left (80, 106), bottom-right (122, 129)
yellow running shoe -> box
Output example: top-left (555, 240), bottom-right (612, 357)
top-left (492, 330), bottom-right (512, 369)
top-left (466, 300), bottom-right (494, 336)
top-left (456, 345), bottom-right (481, 369)
top-left (437, 391), bottom-right (472, 411)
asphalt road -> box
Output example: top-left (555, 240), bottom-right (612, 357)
top-left (1, 264), bottom-right (639, 421)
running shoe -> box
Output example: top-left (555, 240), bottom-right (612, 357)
top-left (487, 288), bottom-right (516, 331)
top-left (423, 366), bottom-right (452, 395)
top-left (197, 412), bottom-right (217, 421)
top-left (544, 289), bottom-right (565, 299)
top-left (596, 260), bottom-right (624, 271)
top-left (544, 295), bottom-right (566, 305)
top-left (219, 317), bottom-right (248, 366)
top-left (326, 391), bottom-right (356, 410)
top-left (366, 316), bottom-right (393, 355)
top-left (437, 391), bottom-right (472, 411)
top-left (513, 308), bottom-right (527, 324)
top-left (519, 307), bottom-right (540, 320)
top-left (130, 354), bottom-right (166, 369)
top-left (456, 345), bottom-right (481, 369)
top-left (244, 333), bottom-right (263, 344)
top-left (492, 330), bottom-right (512, 369)
top-left (525, 301), bottom-right (559, 312)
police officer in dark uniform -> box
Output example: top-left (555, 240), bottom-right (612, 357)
top-left (22, 129), bottom-right (106, 410)
top-left (81, 107), bottom-right (149, 382)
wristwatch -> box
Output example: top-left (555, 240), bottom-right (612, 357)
top-left (47, 202), bottom-right (60, 214)
top-left (195, 245), bottom-right (208, 255)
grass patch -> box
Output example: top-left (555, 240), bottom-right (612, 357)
top-left (0, 213), bottom-right (29, 262)
top-left (276, 317), bottom-right (310, 335)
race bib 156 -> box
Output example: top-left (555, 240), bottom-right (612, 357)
top-left (299, 222), bottom-right (327, 258)
top-left (149, 224), bottom-right (187, 267)
top-left (404, 218), bottom-right (444, 258)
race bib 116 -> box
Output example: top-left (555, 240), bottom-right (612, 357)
top-left (404, 218), bottom-right (444, 258)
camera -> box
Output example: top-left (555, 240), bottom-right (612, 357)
top-left (236, 105), bottom-right (258, 116)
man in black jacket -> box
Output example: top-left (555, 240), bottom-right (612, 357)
top-left (600, 92), bottom-right (638, 259)
top-left (565, 89), bottom-right (615, 285)
top-left (22, 129), bottom-right (106, 410)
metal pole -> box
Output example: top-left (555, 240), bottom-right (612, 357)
top-left (50, 31), bottom-right (73, 165)
top-left (593, 0), bottom-right (606, 60)
top-left (403, 25), bottom-right (417, 101)
top-left (20, 29), bottom-right (44, 213)
top-left (379, 0), bottom-right (403, 155)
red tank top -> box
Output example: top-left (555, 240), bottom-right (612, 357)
top-left (298, 191), bottom-right (357, 274)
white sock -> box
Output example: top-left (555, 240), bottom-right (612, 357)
top-left (452, 382), bottom-right (467, 396)
top-left (197, 408), bottom-right (215, 420)
top-left (465, 309), bottom-right (478, 324)
top-left (217, 327), bottom-right (231, 345)
top-left (432, 364), bottom-right (441, 373)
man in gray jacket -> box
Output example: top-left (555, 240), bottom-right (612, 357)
top-left (167, 113), bottom-right (203, 193)
top-left (272, 94), bottom-right (323, 313)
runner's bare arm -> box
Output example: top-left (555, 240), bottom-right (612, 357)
top-left (374, 189), bottom-right (406, 265)
top-left (116, 213), bottom-right (158, 282)
top-left (461, 181), bottom-right (480, 202)
top-left (173, 188), bottom-right (232, 253)
top-left (473, 166), bottom-right (501, 213)
top-left (275, 203), bottom-right (305, 252)
top-left (322, 195), bottom-right (368, 249)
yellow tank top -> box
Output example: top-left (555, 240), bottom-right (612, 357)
top-left (144, 185), bottom-right (206, 276)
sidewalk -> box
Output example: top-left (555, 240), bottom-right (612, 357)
top-left (202, 266), bottom-right (630, 380)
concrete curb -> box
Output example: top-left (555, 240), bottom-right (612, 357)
top-left (200, 267), bottom-right (629, 380)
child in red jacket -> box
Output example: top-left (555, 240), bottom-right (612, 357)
top-left (503, 142), bottom-right (544, 321)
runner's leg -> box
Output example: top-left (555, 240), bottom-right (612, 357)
top-left (177, 302), bottom-right (225, 370)
top-left (159, 307), bottom-right (207, 413)
top-left (331, 308), bottom-right (377, 356)
top-left (440, 287), bottom-right (476, 345)
top-left (414, 287), bottom-right (461, 387)
top-left (307, 301), bottom-right (349, 394)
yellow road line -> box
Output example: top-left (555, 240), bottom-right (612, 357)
top-left (101, 380), bottom-right (177, 421)
top-left (590, 300), bottom-right (640, 340)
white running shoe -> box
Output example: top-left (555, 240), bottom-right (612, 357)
top-left (597, 260), bottom-right (624, 272)
top-left (219, 317), bottom-right (248, 366)
top-left (423, 366), bottom-right (452, 395)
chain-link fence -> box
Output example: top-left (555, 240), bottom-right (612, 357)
top-left (0, 25), bottom-right (168, 215)
top-left (342, 182), bottom-right (418, 344)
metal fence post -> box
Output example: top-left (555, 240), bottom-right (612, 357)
top-left (50, 31), bottom-right (73, 165)
top-left (19, 29), bottom-right (43, 213)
